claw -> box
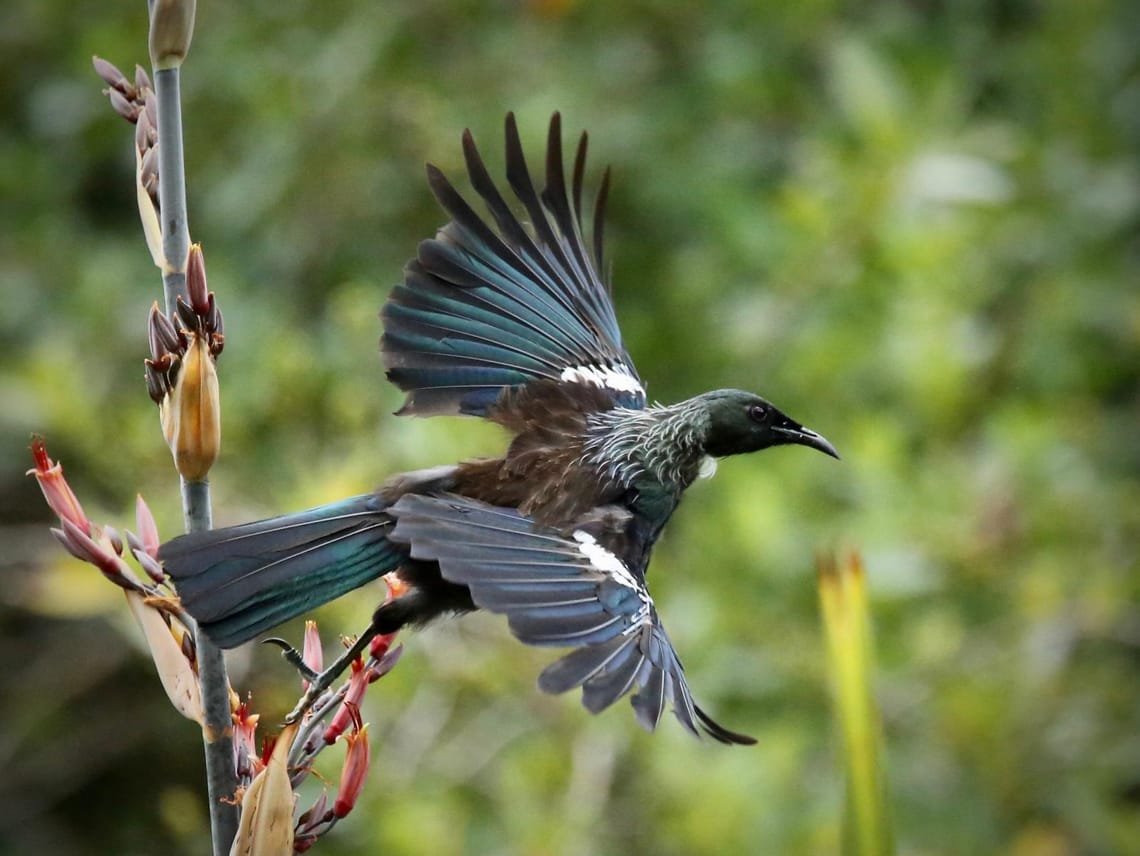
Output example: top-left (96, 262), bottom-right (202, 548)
top-left (278, 626), bottom-right (383, 725)
top-left (262, 636), bottom-right (320, 683)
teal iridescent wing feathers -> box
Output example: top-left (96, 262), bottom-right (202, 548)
top-left (381, 113), bottom-right (646, 418)
top-left (388, 492), bottom-right (754, 744)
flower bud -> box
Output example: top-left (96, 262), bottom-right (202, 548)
top-left (145, 362), bottom-right (171, 404)
top-left (160, 333), bottom-right (220, 481)
top-left (186, 243), bottom-right (209, 315)
top-left (132, 548), bottom-right (167, 584)
top-left (107, 87), bottom-right (140, 122)
top-left (50, 527), bottom-right (90, 562)
top-left (148, 0), bottom-right (196, 70)
top-left (301, 621), bottom-right (323, 692)
top-left (139, 145), bottom-right (159, 199)
top-left (134, 64), bottom-right (152, 95)
top-left (206, 293), bottom-right (223, 343)
top-left (148, 301), bottom-right (186, 359)
top-left (92, 56), bottom-right (133, 97)
top-left (59, 517), bottom-right (131, 581)
top-left (292, 791), bottom-right (329, 852)
top-left (134, 494), bottom-right (161, 558)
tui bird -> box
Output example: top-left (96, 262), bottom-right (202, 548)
top-left (160, 113), bottom-right (838, 744)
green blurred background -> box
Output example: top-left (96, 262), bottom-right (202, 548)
top-left (2, 1), bottom-right (1138, 853)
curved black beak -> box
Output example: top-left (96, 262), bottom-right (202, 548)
top-left (772, 421), bottom-right (840, 460)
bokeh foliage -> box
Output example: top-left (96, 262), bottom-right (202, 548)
top-left (2, 1), bottom-right (1138, 854)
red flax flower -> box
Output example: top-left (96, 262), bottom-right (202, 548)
top-left (322, 658), bottom-right (368, 745)
top-left (28, 436), bottom-right (90, 536)
top-left (233, 700), bottom-right (262, 784)
top-left (29, 437), bottom-right (203, 722)
top-left (332, 720), bottom-right (371, 819)
top-left (29, 436), bottom-right (137, 586)
top-left (321, 628), bottom-right (403, 745)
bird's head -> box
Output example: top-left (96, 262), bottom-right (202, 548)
top-left (698, 389), bottom-right (839, 460)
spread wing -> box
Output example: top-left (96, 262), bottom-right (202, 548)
top-left (381, 112), bottom-right (647, 420)
top-left (388, 493), bottom-right (754, 744)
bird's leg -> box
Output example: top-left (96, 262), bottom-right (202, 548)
top-left (262, 636), bottom-right (319, 683)
top-left (272, 575), bottom-right (415, 723)
top-left (266, 624), bottom-right (382, 724)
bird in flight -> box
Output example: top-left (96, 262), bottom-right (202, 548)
top-left (161, 113), bottom-right (838, 744)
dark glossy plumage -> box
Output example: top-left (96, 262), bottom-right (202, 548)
top-left (161, 113), bottom-right (837, 744)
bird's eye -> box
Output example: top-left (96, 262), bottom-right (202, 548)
top-left (747, 403), bottom-right (767, 423)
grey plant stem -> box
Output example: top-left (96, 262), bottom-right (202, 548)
top-left (153, 67), bottom-right (188, 317)
top-left (153, 62), bottom-right (238, 854)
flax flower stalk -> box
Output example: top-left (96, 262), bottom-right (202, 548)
top-left (817, 552), bottom-right (894, 856)
top-left (143, 1), bottom-right (237, 849)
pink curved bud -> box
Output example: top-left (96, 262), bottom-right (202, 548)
top-left (59, 517), bottom-right (128, 580)
top-left (92, 56), bottom-right (132, 96)
top-left (301, 621), bottom-right (323, 691)
top-left (134, 494), bottom-right (161, 559)
top-left (134, 65), bottom-right (152, 95)
top-left (186, 243), bottom-right (209, 315)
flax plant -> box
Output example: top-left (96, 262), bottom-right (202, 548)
top-left (29, 434), bottom-right (401, 854)
top-left (27, 3), bottom-right (404, 852)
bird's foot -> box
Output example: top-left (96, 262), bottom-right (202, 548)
top-left (262, 637), bottom-right (319, 682)
top-left (264, 627), bottom-right (380, 724)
